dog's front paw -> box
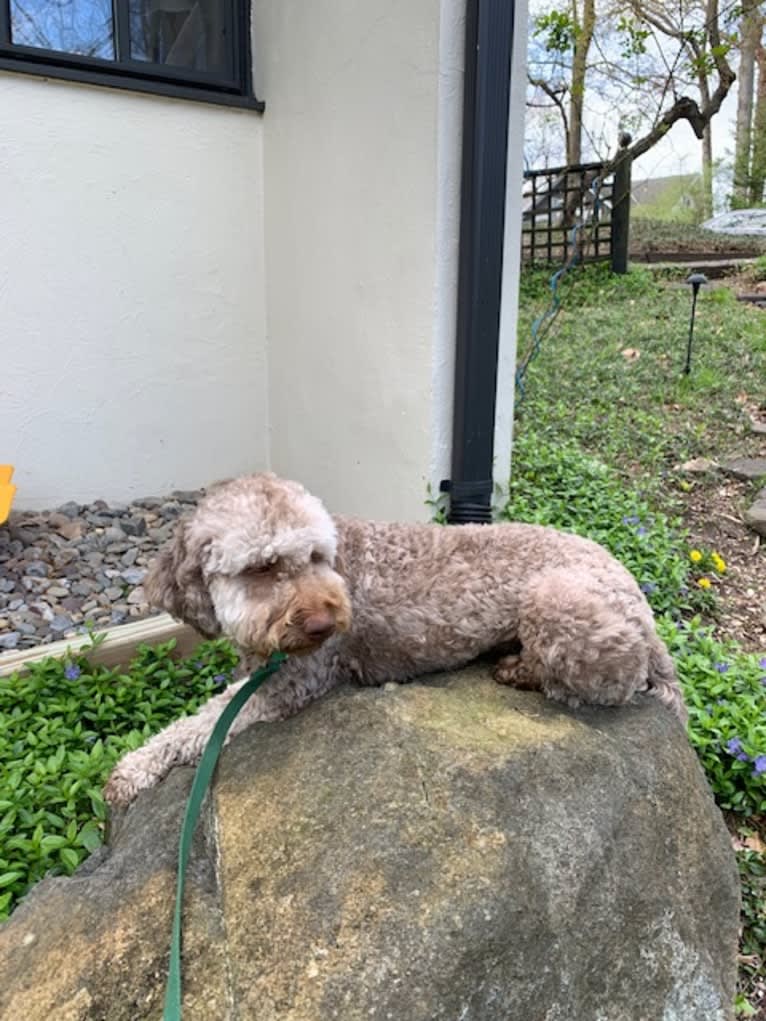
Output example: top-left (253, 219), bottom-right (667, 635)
top-left (493, 654), bottom-right (541, 691)
top-left (103, 750), bottom-right (166, 807)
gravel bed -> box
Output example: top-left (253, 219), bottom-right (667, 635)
top-left (0, 490), bottom-right (202, 655)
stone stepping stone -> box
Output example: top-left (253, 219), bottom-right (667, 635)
top-left (744, 487), bottom-right (766, 537)
top-left (680, 457), bottom-right (717, 473)
top-left (720, 457), bottom-right (766, 481)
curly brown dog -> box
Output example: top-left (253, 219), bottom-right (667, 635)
top-left (104, 473), bottom-right (686, 805)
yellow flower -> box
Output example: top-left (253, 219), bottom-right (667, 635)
top-left (711, 552), bottom-right (726, 574)
top-left (697, 577), bottom-right (712, 589)
top-left (689, 549), bottom-right (703, 563)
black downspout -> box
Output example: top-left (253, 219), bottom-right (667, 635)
top-left (444, 0), bottom-right (515, 524)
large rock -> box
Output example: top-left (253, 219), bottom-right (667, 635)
top-left (0, 668), bottom-right (739, 1021)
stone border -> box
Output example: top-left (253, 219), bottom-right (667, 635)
top-left (0, 614), bottom-right (201, 678)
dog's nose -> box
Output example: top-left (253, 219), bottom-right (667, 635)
top-left (303, 612), bottom-right (336, 641)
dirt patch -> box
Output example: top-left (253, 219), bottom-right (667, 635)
top-left (680, 475), bottom-right (764, 651)
top-left (630, 217), bottom-right (766, 261)
top-left (671, 271), bottom-right (766, 653)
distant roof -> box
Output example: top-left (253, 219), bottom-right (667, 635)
top-left (632, 174), bottom-right (701, 206)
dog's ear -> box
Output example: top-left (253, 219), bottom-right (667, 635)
top-left (144, 522), bottom-right (220, 638)
top-left (333, 547), bottom-right (347, 579)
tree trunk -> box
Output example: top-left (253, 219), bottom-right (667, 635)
top-left (698, 72), bottom-right (714, 220)
top-left (701, 125), bottom-right (714, 220)
top-left (750, 28), bottom-right (766, 204)
top-left (567, 0), bottom-right (596, 166)
top-left (732, 1), bottom-right (761, 206)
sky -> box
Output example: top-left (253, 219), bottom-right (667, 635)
top-left (630, 91), bottom-right (737, 183)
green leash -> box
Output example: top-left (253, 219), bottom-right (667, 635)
top-left (162, 652), bottom-right (287, 1021)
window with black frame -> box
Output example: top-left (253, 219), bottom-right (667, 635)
top-left (0, 0), bottom-right (260, 106)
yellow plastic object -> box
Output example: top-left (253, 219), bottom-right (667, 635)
top-left (0, 465), bottom-right (16, 524)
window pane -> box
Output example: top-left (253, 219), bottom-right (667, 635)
top-left (129, 0), bottom-right (231, 74)
top-left (10, 0), bottom-right (114, 59)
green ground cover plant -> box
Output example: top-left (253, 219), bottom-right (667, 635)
top-left (0, 636), bottom-right (238, 920)
top-left (516, 263), bottom-right (765, 509)
top-left (503, 432), bottom-right (765, 819)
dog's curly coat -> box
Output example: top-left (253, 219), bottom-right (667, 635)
top-left (104, 473), bottom-right (686, 805)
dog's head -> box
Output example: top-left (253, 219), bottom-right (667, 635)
top-left (145, 474), bottom-right (352, 657)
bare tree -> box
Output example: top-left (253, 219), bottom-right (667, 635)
top-left (621, 0), bottom-right (735, 215)
top-left (751, 33), bottom-right (766, 202)
top-left (529, 0), bottom-right (598, 166)
top-left (527, 0), bottom-right (737, 201)
top-left (569, 0), bottom-right (597, 164)
top-left (732, 0), bottom-right (763, 205)
top-left (527, 75), bottom-right (571, 162)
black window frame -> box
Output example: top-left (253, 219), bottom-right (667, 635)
top-left (0, 0), bottom-right (262, 109)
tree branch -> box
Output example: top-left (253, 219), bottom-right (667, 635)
top-left (528, 74), bottom-right (571, 144)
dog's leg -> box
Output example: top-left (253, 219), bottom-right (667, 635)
top-left (493, 653), bottom-right (542, 691)
top-left (104, 654), bottom-right (341, 806)
top-left (501, 569), bottom-right (653, 712)
top-left (103, 678), bottom-right (276, 806)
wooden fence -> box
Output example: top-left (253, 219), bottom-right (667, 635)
top-left (521, 149), bottom-right (632, 272)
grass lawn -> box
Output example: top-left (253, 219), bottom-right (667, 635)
top-left (515, 262), bottom-right (765, 495)
top-left (516, 261), bottom-right (766, 648)
top-left (512, 261), bottom-right (765, 1017)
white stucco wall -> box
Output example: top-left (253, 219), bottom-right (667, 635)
top-left (0, 74), bottom-right (269, 509)
top-left (256, 0), bottom-right (462, 522)
top-left (430, 0), bottom-right (467, 502)
top-left (2, 0), bottom-right (527, 518)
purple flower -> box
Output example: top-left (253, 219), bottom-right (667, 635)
top-left (640, 582), bottom-right (657, 595)
top-left (752, 755), bottom-right (766, 776)
top-left (64, 664), bottom-right (81, 681)
top-left (636, 526), bottom-right (647, 537)
top-left (622, 515), bottom-right (640, 526)
top-left (736, 752), bottom-right (750, 762)
top-left (213, 673), bottom-right (228, 687)
top-left (726, 737), bottom-right (743, 755)
top-left (714, 663), bottom-right (729, 674)
top-left (193, 660), bottom-right (204, 669)
top-left (759, 657), bottom-right (766, 670)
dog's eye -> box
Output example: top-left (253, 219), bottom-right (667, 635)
top-left (243, 563), bottom-right (274, 577)
top-left (310, 551), bottom-right (324, 564)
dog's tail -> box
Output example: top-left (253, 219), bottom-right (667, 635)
top-left (647, 635), bottom-right (687, 726)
